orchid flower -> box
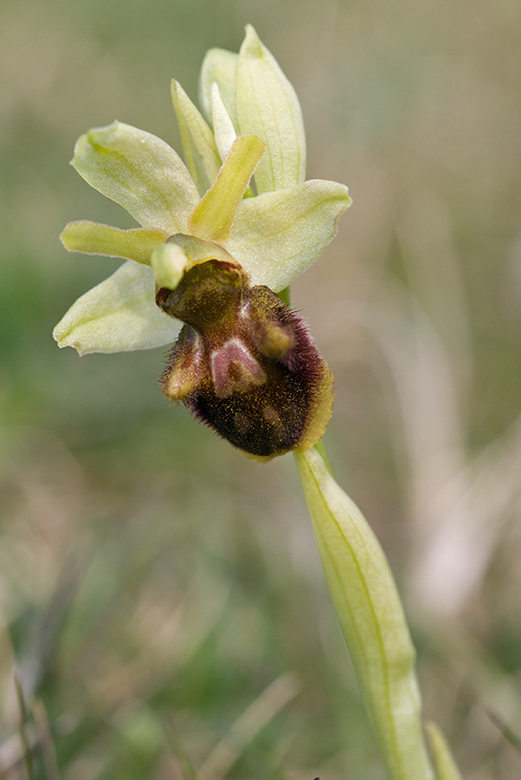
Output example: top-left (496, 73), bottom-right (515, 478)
top-left (54, 24), bottom-right (350, 459)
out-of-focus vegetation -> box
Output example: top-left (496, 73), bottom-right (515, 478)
top-left (1, 0), bottom-right (521, 777)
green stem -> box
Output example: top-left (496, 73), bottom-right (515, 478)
top-left (277, 286), bottom-right (290, 306)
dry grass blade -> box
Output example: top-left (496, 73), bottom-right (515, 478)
top-left (197, 673), bottom-right (300, 780)
top-left (13, 674), bottom-right (35, 780)
top-left (487, 710), bottom-right (521, 756)
top-left (164, 719), bottom-right (199, 780)
top-left (32, 700), bottom-right (61, 780)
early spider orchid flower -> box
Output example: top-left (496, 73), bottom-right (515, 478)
top-left (54, 25), bottom-right (351, 458)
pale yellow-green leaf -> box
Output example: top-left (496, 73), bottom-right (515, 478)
top-left (72, 121), bottom-right (199, 233)
top-left (426, 723), bottom-right (464, 780)
top-left (53, 261), bottom-right (179, 355)
top-left (188, 134), bottom-right (265, 243)
top-left (225, 180), bottom-right (351, 291)
top-left (294, 448), bottom-right (435, 780)
top-left (236, 25), bottom-right (306, 193)
top-left (198, 47), bottom-right (238, 126)
top-left (170, 80), bottom-right (222, 195)
top-left (60, 221), bottom-right (168, 265)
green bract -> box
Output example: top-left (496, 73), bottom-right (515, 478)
top-left (54, 25), bottom-right (351, 356)
top-left (295, 449), bottom-right (436, 780)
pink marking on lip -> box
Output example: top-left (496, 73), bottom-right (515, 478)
top-left (211, 338), bottom-right (266, 398)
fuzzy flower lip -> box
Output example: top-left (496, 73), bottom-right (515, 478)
top-left (54, 25), bottom-right (352, 356)
top-left (154, 235), bottom-right (335, 460)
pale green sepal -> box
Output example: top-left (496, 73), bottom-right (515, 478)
top-left (210, 83), bottom-right (237, 162)
top-left (72, 122), bottom-right (199, 233)
top-left (60, 221), bottom-right (168, 265)
top-left (226, 180), bottom-right (351, 292)
top-left (236, 25), bottom-right (306, 193)
top-left (53, 261), bottom-right (180, 355)
top-left (294, 448), bottom-right (435, 780)
top-left (151, 242), bottom-right (189, 290)
top-left (170, 80), bottom-right (222, 195)
top-left (188, 134), bottom-right (265, 243)
top-left (198, 47), bottom-right (238, 125)
top-left (426, 723), bottom-right (464, 780)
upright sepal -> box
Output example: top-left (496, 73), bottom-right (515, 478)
top-left (236, 25), bottom-right (306, 193)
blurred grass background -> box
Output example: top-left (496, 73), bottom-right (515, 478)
top-left (1, 0), bottom-right (521, 777)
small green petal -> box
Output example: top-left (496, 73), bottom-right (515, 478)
top-left (210, 84), bottom-right (254, 199)
top-left (170, 80), bottom-right (222, 195)
top-left (53, 261), bottom-right (179, 355)
top-left (294, 448), bottom-right (435, 780)
top-left (188, 134), bottom-right (265, 243)
top-left (225, 180), bottom-right (352, 291)
top-left (72, 121), bottom-right (199, 233)
top-left (198, 47), bottom-right (238, 126)
top-left (236, 25), bottom-right (306, 193)
top-left (60, 221), bottom-right (168, 265)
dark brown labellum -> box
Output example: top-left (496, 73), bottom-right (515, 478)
top-left (156, 257), bottom-right (333, 460)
